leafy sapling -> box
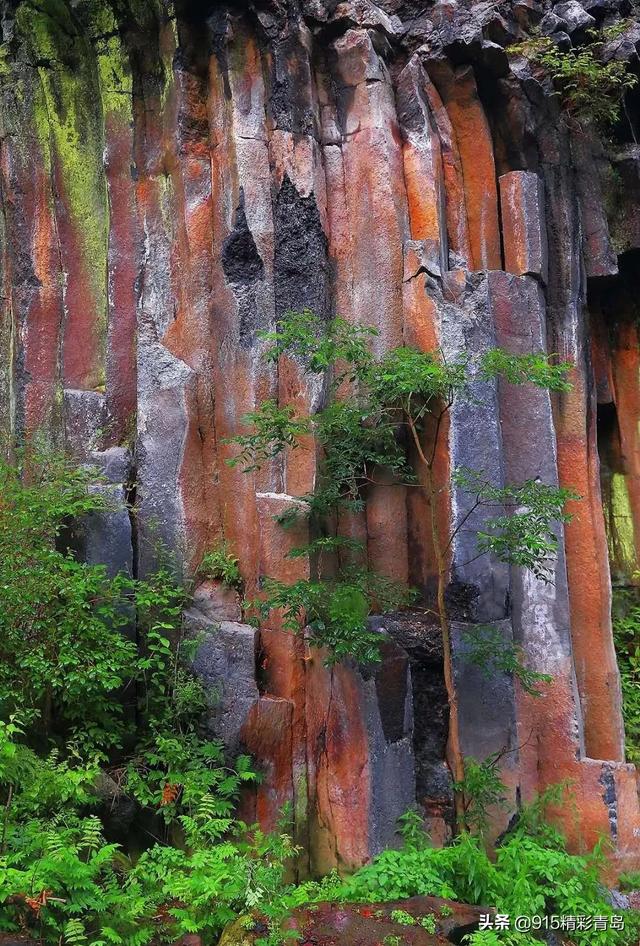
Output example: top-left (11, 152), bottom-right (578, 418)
top-left (461, 624), bottom-right (552, 697)
top-left (452, 469), bottom-right (577, 582)
top-left (227, 309), bottom-right (576, 794)
top-left (420, 915), bottom-right (437, 933)
top-left (390, 909), bottom-right (416, 925)
top-left (453, 753), bottom-right (510, 836)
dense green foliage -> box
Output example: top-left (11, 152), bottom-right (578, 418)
top-left (0, 454), bottom-right (138, 751)
top-left (0, 451), bottom-right (300, 946)
top-left (510, 24), bottom-right (638, 130)
top-left (612, 587), bottom-right (640, 766)
top-left (197, 541), bottom-right (243, 590)
top-left (0, 716), bottom-right (293, 946)
top-left (227, 309), bottom-right (574, 667)
top-left (290, 787), bottom-right (640, 946)
top-left (246, 567), bottom-right (416, 665)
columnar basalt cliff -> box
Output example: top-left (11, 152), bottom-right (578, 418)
top-left (1, 0), bottom-right (640, 875)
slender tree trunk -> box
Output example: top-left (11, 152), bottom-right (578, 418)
top-left (425, 464), bottom-right (465, 788)
top-left (409, 416), bottom-right (466, 823)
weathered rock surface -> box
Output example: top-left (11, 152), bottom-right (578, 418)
top-left (191, 580), bottom-right (243, 623)
top-left (1, 0), bottom-right (640, 873)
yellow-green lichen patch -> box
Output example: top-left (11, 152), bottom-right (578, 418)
top-left (86, 1), bottom-right (133, 120)
top-left (293, 769), bottom-right (308, 844)
top-left (0, 43), bottom-right (11, 77)
top-left (607, 472), bottom-right (638, 579)
top-left (16, 0), bottom-right (109, 384)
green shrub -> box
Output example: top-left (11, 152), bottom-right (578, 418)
top-left (0, 717), bottom-right (289, 946)
top-left (0, 453), bottom-right (140, 751)
top-left (0, 449), bottom-right (303, 946)
top-left (290, 790), bottom-right (640, 946)
top-left (227, 309), bottom-right (574, 671)
top-left (197, 541), bottom-right (242, 589)
top-left (453, 755), bottom-right (510, 836)
top-left (245, 568), bottom-right (416, 665)
top-left (509, 25), bottom-right (638, 130)
top-left (421, 915), bottom-right (436, 933)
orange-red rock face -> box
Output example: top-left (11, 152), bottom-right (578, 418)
top-left (1, 0), bottom-right (640, 873)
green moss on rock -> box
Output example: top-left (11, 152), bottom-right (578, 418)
top-left (15, 0), bottom-right (110, 382)
top-left (606, 472), bottom-right (638, 579)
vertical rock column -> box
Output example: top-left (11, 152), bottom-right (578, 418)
top-left (605, 322), bottom-right (640, 580)
top-left (436, 271), bottom-right (519, 828)
top-left (207, 19), bottom-right (275, 588)
top-left (301, 28), bottom-right (420, 873)
top-left (93, 2), bottom-right (139, 446)
top-left (543, 159), bottom-right (626, 763)
top-left (497, 162), bottom-right (640, 860)
top-left (267, 19), bottom-right (331, 866)
top-left (428, 63), bottom-right (502, 272)
top-left (489, 265), bottom-right (584, 793)
top-left (328, 28), bottom-right (409, 585)
top-left (134, 13), bottom-right (196, 575)
top-left (0, 63), bottom-right (65, 441)
top-left (589, 274), bottom-right (640, 584)
top-left (161, 20), bottom-right (222, 568)
top-left (15, 3), bottom-right (109, 396)
top-left (396, 56), bottom-right (449, 593)
top-left (207, 12), bottom-right (328, 870)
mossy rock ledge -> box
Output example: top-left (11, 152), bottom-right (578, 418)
top-left (218, 896), bottom-right (491, 946)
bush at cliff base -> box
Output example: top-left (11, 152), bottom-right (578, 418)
top-left (1, 715), bottom-right (639, 946)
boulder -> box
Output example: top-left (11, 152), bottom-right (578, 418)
top-left (553, 30), bottom-right (574, 50)
top-left (219, 897), bottom-right (490, 946)
top-left (552, 0), bottom-right (596, 32)
top-left (513, 0), bottom-right (544, 27)
top-left (539, 10), bottom-right (566, 33)
top-left (581, 0), bottom-right (617, 14)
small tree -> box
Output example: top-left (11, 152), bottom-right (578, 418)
top-left (227, 309), bottom-right (576, 790)
top-left (509, 24), bottom-right (638, 132)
